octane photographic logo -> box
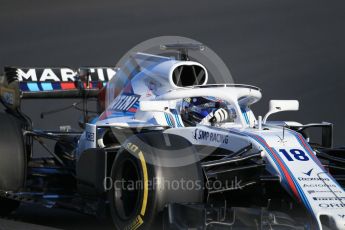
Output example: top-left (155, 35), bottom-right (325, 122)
top-left (103, 140), bottom-right (243, 192)
top-left (108, 36), bottom-right (235, 168)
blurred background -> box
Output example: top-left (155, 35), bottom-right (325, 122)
top-left (0, 0), bottom-right (344, 229)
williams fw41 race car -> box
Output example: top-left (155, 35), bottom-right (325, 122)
top-left (0, 44), bottom-right (344, 230)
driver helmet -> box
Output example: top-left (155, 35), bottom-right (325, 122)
top-left (181, 96), bottom-right (231, 126)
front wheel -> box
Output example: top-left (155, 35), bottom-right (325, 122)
top-left (108, 132), bottom-right (204, 230)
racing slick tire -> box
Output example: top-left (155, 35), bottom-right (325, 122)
top-left (0, 112), bottom-right (25, 215)
top-left (108, 132), bottom-right (204, 230)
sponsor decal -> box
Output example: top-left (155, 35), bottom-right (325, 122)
top-left (111, 94), bottom-right (140, 111)
top-left (298, 177), bottom-right (329, 181)
top-left (15, 68), bottom-right (115, 82)
top-left (313, 197), bottom-right (345, 201)
top-left (193, 129), bottom-right (229, 144)
top-left (307, 190), bottom-right (341, 194)
top-left (303, 168), bottom-right (314, 176)
top-left (303, 184), bottom-right (336, 188)
top-left (86, 131), bottom-right (95, 142)
top-left (124, 215), bottom-right (144, 230)
top-left (279, 148), bottom-right (309, 161)
top-left (123, 142), bottom-right (149, 230)
top-left (319, 203), bottom-right (345, 208)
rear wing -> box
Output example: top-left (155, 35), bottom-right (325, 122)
top-left (0, 67), bottom-right (115, 110)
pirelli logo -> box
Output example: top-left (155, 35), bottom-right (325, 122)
top-left (111, 93), bottom-right (140, 111)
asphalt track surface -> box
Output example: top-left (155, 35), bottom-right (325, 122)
top-left (0, 0), bottom-right (345, 229)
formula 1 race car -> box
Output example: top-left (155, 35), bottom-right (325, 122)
top-left (0, 44), bottom-right (344, 230)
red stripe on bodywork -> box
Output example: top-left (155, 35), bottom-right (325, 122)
top-left (61, 82), bottom-right (76, 89)
top-left (255, 135), bottom-right (301, 202)
top-left (99, 111), bottom-right (112, 120)
top-left (128, 107), bottom-right (137, 113)
top-left (296, 133), bottom-right (322, 165)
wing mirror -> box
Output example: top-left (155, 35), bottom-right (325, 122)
top-left (263, 100), bottom-right (299, 123)
top-left (140, 101), bottom-right (170, 112)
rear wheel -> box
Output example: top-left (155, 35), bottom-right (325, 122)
top-left (0, 112), bottom-right (26, 215)
top-left (108, 132), bottom-right (204, 230)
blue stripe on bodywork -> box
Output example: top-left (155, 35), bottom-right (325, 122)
top-left (164, 113), bottom-right (172, 127)
top-left (246, 132), bottom-right (310, 207)
top-left (290, 131), bottom-right (324, 170)
top-left (229, 130), bottom-right (306, 203)
top-left (20, 82), bottom-right (29, 91)
top-left (174, 113), bottom-right (182, 127)
top-left (290, 131), bottom-right (344, 191)
top-left (271, 148), bottom-right (314, 213)
top-left (244, 133), bottom-right (290, 190)
top-left (106, 112), bottom-right (134, 119)
top-left (90, 117), bottom-right (99, 124)
top-left (249, 133), bottom-right (315, 221)
top-left (40, 82), bottom-right (53, 91)
top-left (171, 109), bottom-right (183, 127)
top-left (132, 101), bottom-right (140, 109)
top-left (229, 128), bottom-right (318, 228)
top-left (51, 82), bottom-right (61, 90)
top-left (271, 147), bottom-right (318, 228)
top-left (27, 83), bottom-right (40, 91)
top-left (241, 107), bottom-right (250, 125)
